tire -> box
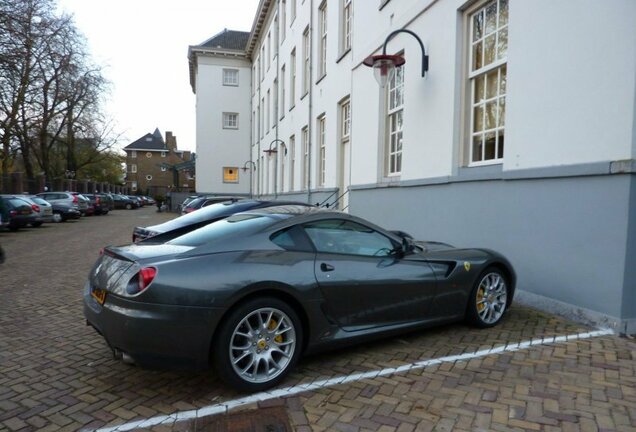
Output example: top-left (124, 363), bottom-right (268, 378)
top-left (52, 213), bottom-right (62, 223)
top-left (31, 222), bottom-right (43, 227)
top-left (125, 203), bottom-right (132, 210)
top-left (213, 297), bottom-right (303, 392)
top-left (466, 267), bottom-right (510, 328)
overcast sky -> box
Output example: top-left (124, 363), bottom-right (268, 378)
top-left (56, 0), bottom-right (260, 153)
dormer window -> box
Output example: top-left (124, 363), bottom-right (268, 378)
top-left (161, 151), bottom-right (167, 157)
top-left (145, 137), bottom-right (152, 142)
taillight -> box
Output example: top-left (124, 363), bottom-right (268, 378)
top-left (126, 267), bottom-right (156, 295)
top-left (185, 207), bottom-right (194, 213)
top-left (72, 195), bottom-right (78, 204)
top-left (98, 248), bottom-right (104, 256)
top-left (9, 210), bottom-right (16, 217)
top-left (31, 204), bottom-right (40, 212)
top-left (96, 197), bottom-right (101, 204)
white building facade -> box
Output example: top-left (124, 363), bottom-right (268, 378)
top-left (190, 0), bottom-right (636, 333)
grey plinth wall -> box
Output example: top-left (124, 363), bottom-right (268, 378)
top-left (350, 165), bottom-right (635, 334)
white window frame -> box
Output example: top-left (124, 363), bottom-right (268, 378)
top-left (131, 150), bottom-right (137, 158)
top-left (161, 151), bottom-right (166, 157)
top-left (341, 98), bottom-right (351, 142)
top-left (291, 0), bottom-right (296, 23)
top-left (302, 127), bottom-right (309, 190)
top-left (146, 174), bottom-right (153, 181)
top-left (280, 64), bottom-right (286, 118)
top-left (290, 48), bottom-right (296, 108)
top-left (317, 115), bottom-right (326, 186)
top-left (289, 134), bottom-right (296, 191)
top-left (267, 32), bottom-right (272, 70)
top-left (131, 164), bottom-right (137, 173)
top-left (467, 0), bottom-right (508, 166)
top-left (302, 27), bottom-right (310, 95)
top-left (342, 0), bottom-right (352, 54)
top-left (386, 65), bottom-right (404, 176)
top-left (318, 2), bottom-right (327, 78)
top-left (223, 112), bottom-right (239, 129)
top-left (273, 79), bottom-right (278, 127)
top-left (161, 166), bottom-right (167, 172)
top-left (261, 97), bottom-right (265, 137)
top-left (222, 68), bottom-right (239, 86)
top-left (131, 181), bottom-right (137, 191)
top-left (281, 0), bottom-right (287, 41)
top-left (267, 89), bottom-right (271, 130)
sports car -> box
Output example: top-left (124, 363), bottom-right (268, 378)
top-left (84, 206), bottom-right (515, 391)
top-left (132, 199), bottom-right (314, 242)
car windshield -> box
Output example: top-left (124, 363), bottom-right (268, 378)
top-left (168, 214), bottom-right (272, 247)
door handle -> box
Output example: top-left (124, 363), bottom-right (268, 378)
top-left (320, 263), bottom-right (334, 272)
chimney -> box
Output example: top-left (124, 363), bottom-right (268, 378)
top-left (165, 131), bottom-right (177, 152)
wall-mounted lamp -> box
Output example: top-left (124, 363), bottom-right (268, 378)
top-left (241, 161), bottom-right (256, 172)
top-left (363, 29), bottom-right (429, 87)
top-left (263, 139), bottom-right (285, 156)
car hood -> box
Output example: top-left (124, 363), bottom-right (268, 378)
top-left (413, 240), bottom-right (455, 252)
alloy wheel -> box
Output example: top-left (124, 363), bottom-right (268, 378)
top-left (475, 272), bottom-right (508, 324)
top-left (228, 307), bottom-right (296, 384)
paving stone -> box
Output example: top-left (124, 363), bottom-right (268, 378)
top-left (1, 207), bottom-right (636, 432)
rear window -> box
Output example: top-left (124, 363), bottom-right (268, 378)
top-left (168, 214), bottom-right (272, 247)
top-left (30, 197), bottom-right (49, 205)
top-left (8, 198), bottom-right (29, 207)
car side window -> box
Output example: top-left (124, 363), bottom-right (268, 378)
top-left (303, 220), bottom-right (396, 257)
top-left (270, 226), bottom-right (314, 252)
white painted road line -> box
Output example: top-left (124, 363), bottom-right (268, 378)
top-left (88, 328), bottom-right (614, 432)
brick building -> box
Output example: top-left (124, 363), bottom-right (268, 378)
top-left (123, 128), bottom-right (195, 197)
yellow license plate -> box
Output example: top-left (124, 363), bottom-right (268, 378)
top-left (91, 288), bottom-right (107, 305)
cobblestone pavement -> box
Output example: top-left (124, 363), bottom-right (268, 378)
top-left (0, 207), bottom-right (634, 432)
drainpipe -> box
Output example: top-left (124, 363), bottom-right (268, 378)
top-left (307, 0), bottom-right (314, 205)
top-left (274, 0), bottom-right (281, 199)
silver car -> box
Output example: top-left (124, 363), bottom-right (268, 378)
top-left (37, 191), bottom-right (86, 214)
top-left (22, 196), bottom-right (55, 226)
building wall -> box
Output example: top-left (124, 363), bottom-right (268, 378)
top-left (195, 56), bottom-right (252, 195)
top-left (125, 148), bottom-right (193, 195)
top-left (198, 0), bottom-right (636, 332)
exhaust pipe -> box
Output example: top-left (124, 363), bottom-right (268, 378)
top-left (113, 348), bottom-right (135, 365)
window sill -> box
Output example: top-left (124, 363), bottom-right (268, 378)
top-left (315, 74), bottom-right (326, 85)
top-left (280, 114), bottom-right (285, 121)
top-left (222, 83), bottom-right (239, 87)
top-left (300, 92), bottom-right (308, 101)
top-left (289, 104), bottom-right (295, 112)
top-left (336, 48), bottom-right (351, 64)
top-left (379, 0), bottom-right (391, 11)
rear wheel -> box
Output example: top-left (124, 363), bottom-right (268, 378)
top-left (213, 297), bottom-right (303, 392)
top-left (125, 203), bottom-right (132, 210)
top-left (466, 267), bottom-right (509, 328)
top-left (31, 222), bottom-right (43, 227)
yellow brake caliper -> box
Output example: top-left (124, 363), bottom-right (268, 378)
top-left (268, 320), bottom-right (283, 343)
top-left (477, 288), bottom-right (486, 311)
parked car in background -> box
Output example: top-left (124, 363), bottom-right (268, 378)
top-left (69, 192), bottom-right (93, 216)
top-left (111, 194), bottom-right (137, 210)
top-left (0, 196), bottom-right (36, 230)
top-left (180, 196), bottom-right (243, 215)
top-left (127, 196), bottom-right (144, 208)
top-left (83, 194), bottom-right (110, 215)
top-left (37, 192), bottom-right (86, 216)
top-left (98, 193), bottom-right (114, 212)
top-left (133, 199), bottom-right (314, 242)
top-left (177, 195), bottom-right (199, 213)
top-left (143, 196), bottom-right (156, 206)
top-left (20, 195), bottom-right (55, 226)
top-left (50, 202), bottom-right (81, 222)
top-left (85, 205), bottom-right (515, 391)
top-left (0, 196), bottom-right (8, 229)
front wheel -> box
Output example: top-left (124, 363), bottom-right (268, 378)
top-left (213, 297), bottom-right (303, 392)
top-left (125, 203), bottom-right (132, 210)
top-left (466, 267), bottom-right (509, 328)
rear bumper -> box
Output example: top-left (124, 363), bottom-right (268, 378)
top-left (83, 282), bottom-right (224, 370)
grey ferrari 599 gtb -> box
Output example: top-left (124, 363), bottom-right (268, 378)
top-left (84, 205), bottom-right (515, 391)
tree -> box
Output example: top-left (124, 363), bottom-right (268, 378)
top-left (0, 0), bottom-right (119, 192)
